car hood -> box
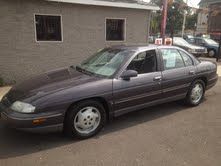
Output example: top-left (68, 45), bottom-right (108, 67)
top-left (209, 43), bottom-right (219, 48)
top-left (5, 67), bottom-right (100, 103)
top-left (174, 41), bottom-right (205, 50)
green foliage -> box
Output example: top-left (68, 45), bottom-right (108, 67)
top-left (150, 11), bottom-right (161, 35)
top-left (186, 13), bottom-right (197, 30)
top-left (0, 77), bottom-right (4, 87)
top-left (167, 1), bottom-right (185, 35)
top-left (150, 0), bottom-right (196, 35)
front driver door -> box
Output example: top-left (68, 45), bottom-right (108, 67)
top-left (113, 49), bottom-right (162, 116)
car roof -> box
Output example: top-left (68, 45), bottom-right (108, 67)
top-left (109, 44), bottom-right (180, 52)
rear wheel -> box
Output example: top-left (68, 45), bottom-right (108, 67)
top-left (64, 100), bottom-right (106, 139)
top-left (185, 80), bottom-right (205, 106)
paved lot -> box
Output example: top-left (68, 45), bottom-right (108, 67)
top-left (0, 59), bottom-right (221, 166)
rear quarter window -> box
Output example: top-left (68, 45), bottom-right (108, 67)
top-left (179, 50), bottom-right (193, 66)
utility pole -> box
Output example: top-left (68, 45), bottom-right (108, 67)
top-left (161, 0), bottom-right (168, 44)
top-left (182, 0), bottom-right (188, 37)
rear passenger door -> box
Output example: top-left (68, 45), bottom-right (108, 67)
top-left (178, 49), bottom-right (197, 83)
top-left (159, 48), bottom-right (192, 99)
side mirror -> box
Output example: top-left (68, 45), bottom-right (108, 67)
top-left (121, 70), bottom-right (138, 80)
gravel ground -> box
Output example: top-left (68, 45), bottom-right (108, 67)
top-left (0, 58), bottom-right (220, 166)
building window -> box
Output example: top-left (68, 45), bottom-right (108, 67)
top-left (35, 15), bottom-right (62, 41)
top-left (106, 19), bottom-right (125, 41)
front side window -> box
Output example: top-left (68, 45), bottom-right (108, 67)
top-left (35, 15), bottom-right (62, 41)
top-left (106, 19), bottom-right (125, 41)
top-left (179, 50), bottom-right (193, 66)
top-left (161, 49), bottom-right (185, 70)
top-left (77, 48), bottom-right (134, 77)
top-left (127, 50), bottom-right (157, 74)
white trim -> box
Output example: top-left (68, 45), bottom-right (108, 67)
top-left (34, 13), bottom-right (63, 43)
top-left (105, 17), bottom-right (126, 42)
top-left (46, 0), bottom-right (160, 11)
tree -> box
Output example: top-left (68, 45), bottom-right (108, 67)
top-left (186, 13), bottom-right (197, 31)
top-left (167, 0), bottom-right (186, 36)
top-left (150, 0), bottom-right (188, 36)
top-left (150, 11), bottom-right (161, 35)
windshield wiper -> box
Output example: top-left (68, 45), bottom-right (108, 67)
top-left (75, 65), bottom-right (95, 76)
top-left (75, 65), bottom-right (106, 78)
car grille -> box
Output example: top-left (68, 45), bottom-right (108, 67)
top-left (196, 49), bottom-right (206, 53)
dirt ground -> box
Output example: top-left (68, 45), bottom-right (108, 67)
top-left (0, 58), bottom-right (220, 166)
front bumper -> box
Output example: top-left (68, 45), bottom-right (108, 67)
top-left (0, 105), bottom-right (64, 131)
top-left (192, 52), bottom-right (207, 56)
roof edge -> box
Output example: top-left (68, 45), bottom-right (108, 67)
top-left (46, 0), bottom-right (160, 11)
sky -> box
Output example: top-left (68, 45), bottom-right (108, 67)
top-left (187, 0), bottom-right (201, 8)
top-left (144, 0), bottom-right (201, 8)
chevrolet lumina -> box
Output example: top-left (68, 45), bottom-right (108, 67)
top-left (0, 45), bottom-right (218, 139)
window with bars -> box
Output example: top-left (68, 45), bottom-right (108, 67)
top-left (35, 15), bottom-right (62, 41)
top-left (106, 19), bottom-right (125, 41)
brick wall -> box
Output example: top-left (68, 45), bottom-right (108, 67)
top-left (0, 0), bottom-right (150, 83)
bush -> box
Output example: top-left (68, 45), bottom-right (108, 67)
top-left (0, 77), bottom-right (4, 87)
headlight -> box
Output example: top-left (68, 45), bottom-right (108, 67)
top-left (10, 101), bottom-right (36, 113)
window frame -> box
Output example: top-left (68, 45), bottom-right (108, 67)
top-left (160, 48), bottom-right (186, 71)
top-left (126, 50), bottom-right (158, 75)
top-left (34, 13), bottom-right (63, 43)
top-left (178, 50), bottom-right (194, 67)
top-left (105, 17), bottom-right (126, 42)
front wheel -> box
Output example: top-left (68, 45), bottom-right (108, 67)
top-left (208, 50), bottom-right (216, 58)
top-left (64, 100), bottom-right (106, 139)
top-left (185, 80), bottom-right (205, 106)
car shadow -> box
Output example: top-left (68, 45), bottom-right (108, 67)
top-left (0, 101), bottom-right (189, 159)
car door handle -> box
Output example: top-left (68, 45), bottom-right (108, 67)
top-left (153, 76), bottom-right (162, 81)
top-left (189, 70), bottom-right (195, 75)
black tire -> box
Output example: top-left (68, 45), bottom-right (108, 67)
top-left (208, 49), bottom-right (216, 58)
top-left (63, 100), bottom-right (106, 139)
top-left (185, 79), bottom-right (205, 106)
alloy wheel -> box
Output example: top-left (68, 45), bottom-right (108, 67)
top-left (190, 83), bottom-right (203, 104)
top-left (74, 106), bottom-right (101, 134)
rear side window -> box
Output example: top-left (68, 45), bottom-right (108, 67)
top-left (160, 49), bottom-right (185, 70)
top-left (127, 50), bottom-right (157, 74)
top-left (179, 51), bottom-right (193, 66)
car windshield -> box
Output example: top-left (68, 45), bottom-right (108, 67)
top-left (204, 38), bottom-right (218, 45)
top-left (174, 37), bottom-right (190, 46)
top-left (77, 48), bottom-right (133, 77)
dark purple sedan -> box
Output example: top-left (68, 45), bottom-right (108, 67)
top-left (0, 45), bottom-right (218, 139)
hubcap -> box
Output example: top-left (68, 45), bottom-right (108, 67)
top-left (74, 106), bottom-right (101, 134)
top-left (191, 83), bottom-right (203, 104)
top-left (208, 50), bottom-right (215, 57)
